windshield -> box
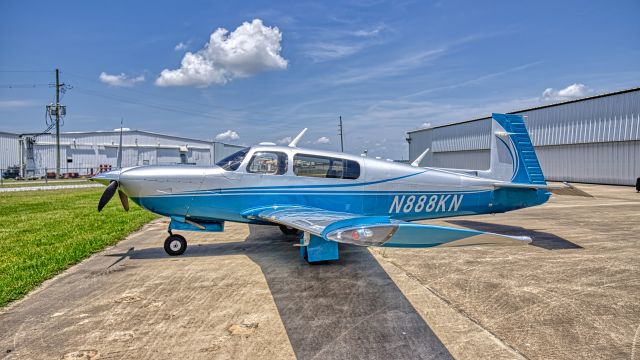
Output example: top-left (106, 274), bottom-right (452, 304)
top-left (215, 147), bottom-right (250, 171)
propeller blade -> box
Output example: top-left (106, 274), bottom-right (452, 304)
top-left (118, 189), bottom-right (130, 211)
top-left (98, 181), bottom-right (118, 212)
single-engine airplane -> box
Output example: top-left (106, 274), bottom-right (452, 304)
top-left (93, 113), bottom-right (589, 263)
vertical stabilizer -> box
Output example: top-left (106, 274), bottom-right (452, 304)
top-left (478, 113), bottom-right (545, 185)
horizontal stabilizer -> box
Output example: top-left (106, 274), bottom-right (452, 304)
top-left (549, 182), bottom-right (593, 197)
top-left (493, 181), bottom-right (593, 197)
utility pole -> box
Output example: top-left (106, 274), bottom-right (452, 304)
top-left (338, 116), bottom-right (344, 152)
top-left (55, 68), bottom-right (61, 178)
top-left (117, 118), bottom-right (123, 169)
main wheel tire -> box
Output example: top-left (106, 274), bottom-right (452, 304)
top-left (164, 234), bottom-right (187, 256)
top-left (279, 225), bottom-right (300, 235)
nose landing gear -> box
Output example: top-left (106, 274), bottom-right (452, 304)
top-left (164, 233), bottom-right (187, 256)
top-left (163, 218), bottom-right (224, 256)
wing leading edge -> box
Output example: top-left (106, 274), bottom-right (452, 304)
top-left (248, 206), bottom-right (531, 248)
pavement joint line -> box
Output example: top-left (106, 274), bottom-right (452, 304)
top-left (0, 184), bottom-right (102, 192)
top-left (373, 252), bottom-right (529, 360)
top-left (632, 322), bottom-right (640, 360)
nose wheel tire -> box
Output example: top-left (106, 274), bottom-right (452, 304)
top-left (164, 234), bottom-right (187, 256)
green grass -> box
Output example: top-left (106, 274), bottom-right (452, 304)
top-left (0, 188), bottom-right (157, 307)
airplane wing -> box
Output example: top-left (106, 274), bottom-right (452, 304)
top-left (245, 206), bottom-right (532, 248)
top-left (253, 206), bottom-right (359, 236)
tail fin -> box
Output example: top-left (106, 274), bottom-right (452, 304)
top-left (478, 113), bottom-right (545, 185)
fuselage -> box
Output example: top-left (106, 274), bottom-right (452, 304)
top-left (110, 145), bottom-right (550, 224)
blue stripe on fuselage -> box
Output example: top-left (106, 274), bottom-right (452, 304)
top-left (131, 188), bottom-right (550, 224)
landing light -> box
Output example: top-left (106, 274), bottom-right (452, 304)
top-left (326, 225), bottom-right (398, 246)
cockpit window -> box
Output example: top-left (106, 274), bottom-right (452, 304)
top-left (293, 154), bottom-right (360, 179)
top-left (247, 152), bottom-right (288, 175)
top-left (215, 147), bottom-right (249, 171)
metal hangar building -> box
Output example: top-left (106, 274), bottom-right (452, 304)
top-left (0, 129), bottom-right (243, 177)
top-left (406, 87), bottom-right (640, 185)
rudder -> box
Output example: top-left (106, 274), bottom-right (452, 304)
top-left (479, 113), bottom-right (546, 185)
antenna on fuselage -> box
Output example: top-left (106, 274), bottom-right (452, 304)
top-left (288, 128), bottom-right (308, 147)
top-left (411, 147), bottom-right (429, 167)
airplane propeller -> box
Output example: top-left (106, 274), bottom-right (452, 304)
top-left (98, 180), bottom-right (129, 212)
top-left (118, 188), bottom-right (130, 211)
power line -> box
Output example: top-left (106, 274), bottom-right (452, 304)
top-left (63, 71), bottom-right (226, 111)
top-left (0, 70), bottom-right (53, 73)
top-left (0, 84), bottom-right (50, 88)
top-left (7, 70), bottom-right (250, 123)
top-left (72, 86), bottom-right (226, 120)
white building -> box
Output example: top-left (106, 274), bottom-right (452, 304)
top-left (406, 87), bottom-right (640, 185)
top-left (0, 129), bottom-right (243, 177)
top-left (0, 131), bottom-right (20, 173)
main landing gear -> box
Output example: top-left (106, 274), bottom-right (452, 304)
top-left (279, 225), bottom-right (300, 235)
top-left (164, 233), bottom-right (187, 256)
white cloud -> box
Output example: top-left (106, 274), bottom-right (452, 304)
top-left (99, 72), bottom-right (145, 87)
top-left (174, 42), bottom-right (188, 51)
top-left (325, 33), bottom-right (505, 85)
top-left (352, 25), bottom-right (384, 37)
top-left (402, 62), bottom-right (542, 100)
top-left (276, 136), bottom-right (292, 145)
top-left (0, 100), bottom-right (36, 109)
top-left (315, 136), bottom-right (331, 144)
top-left (541, 83), bottom-right (592, 101)
top-left (156, 19), bottom-right (288, 87)
top-left (329, 48), bottom-right (445, 84)
top-left (303, 25), bottom-right (388, 62)
top-left (304, 43), bottom-right (364, 62)
top-left (214, 130), bottom-right (240, 141)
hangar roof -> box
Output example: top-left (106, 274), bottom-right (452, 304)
top-left (407, 86), bottom-right (640, 134)
top-left (16, 129), bottom-right (217, 145)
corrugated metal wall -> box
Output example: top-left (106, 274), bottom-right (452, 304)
top-left (0, 132), bottom-right (20, 170)
top-left (213, 142), bottom-right (244, 162)
top-left (408, 89), bottom-right (640, 185)
top-left (536, 142), bottom-right (640, 185)
top-left (428, 149), bottom-right (490, 170)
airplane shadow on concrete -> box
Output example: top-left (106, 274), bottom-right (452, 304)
top-left (445, 220), bottom-right (583, 250)
top-left (115, 225), bottom-right (453, 360)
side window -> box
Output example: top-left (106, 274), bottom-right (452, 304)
top-left (293, 154), bottom-right (360, 179)
top-left (247, 152), bottom-right (288, 175)
top-left (216, 147), bottom-right (250, 171)
top-left (343, 159), bottom-right (360, 180)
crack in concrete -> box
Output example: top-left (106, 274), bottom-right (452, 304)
top-left (379, 256), bottom-right (529, 360)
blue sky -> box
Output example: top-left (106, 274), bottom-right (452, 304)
top-left (1, 0), bottom-right (639, 159)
